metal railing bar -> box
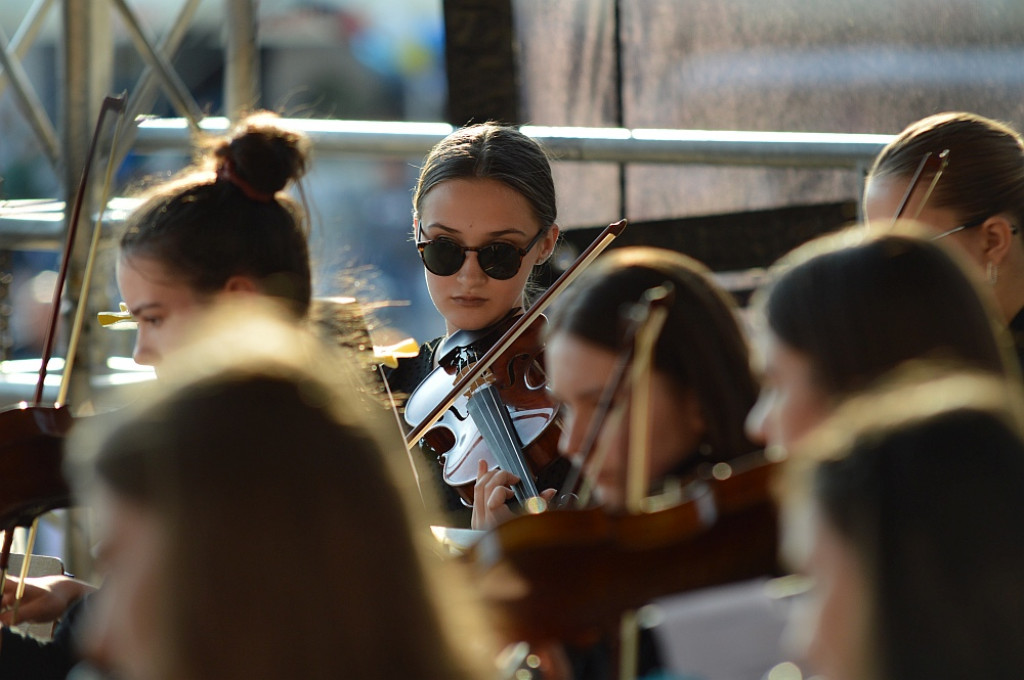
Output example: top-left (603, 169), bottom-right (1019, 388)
top-left (134, 117), bottom-right (894, 169)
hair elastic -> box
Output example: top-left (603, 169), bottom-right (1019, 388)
top-left (217, 158), bottom-right (275, 203)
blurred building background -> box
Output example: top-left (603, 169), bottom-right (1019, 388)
top-left (0, 0), bottom-right (1022, 375)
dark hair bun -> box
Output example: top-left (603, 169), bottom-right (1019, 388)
top-left (214, 112), bottom-right (310, 197)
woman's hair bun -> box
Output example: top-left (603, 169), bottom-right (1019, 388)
top-left (214, 112), bottom-right (310, 197)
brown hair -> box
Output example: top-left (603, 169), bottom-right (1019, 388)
top-left (122, 112), bottom-right (313, 316)
top-left (548, 247), bottom-right (759, 464)
top-left (756, 229), bottom-right (1015, 398)
top-left (413, 123), bottom-right (557, 230)
top-left (784, 370), bottom-right (1024, 680)
top-left (83, 313), bottom-right (487, 680)
top-left (868, 112), bottom-right (1024, 228)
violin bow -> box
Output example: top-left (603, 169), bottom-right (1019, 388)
top-left (378, 365), bottom-right (427, 509)
top-left (35, 94), bottom-right (127, 406)
top-left (889, 149), bottom-right (950, 228)
top-left (59, 95), bottom-right (128, 407)
top-left (557, 342), bottom-right (632, 508)
top-left (404, 219), bottom-right (627, 450)
top-left (620, 283), bottom-right (674, 680)
top-left (623, 284), bottom-right (673, 515)
top-left (4, 94), bottom-right (127, 623)
top-left (557, 284), bottom-right (675, 510)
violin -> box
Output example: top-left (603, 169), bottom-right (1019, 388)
top-left (468, 451), bottom-right (780, 646)
top-left (0, 94), bottom-right (126, 609)
top-left (404, 310), bottom-right (565, 506)
top-left (401, 219), bottom-right (628, 509)
top-left (459, 283), bottom-right (781, 680)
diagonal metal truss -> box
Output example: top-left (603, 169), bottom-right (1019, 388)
top-left (0, 0), bottom-right (255, 177)
top-left (0, 0), bottom-right (258, 375)
top-left (0, 0), bottom-right (259, 578)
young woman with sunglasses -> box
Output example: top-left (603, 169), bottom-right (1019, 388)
top-left (863, 112), bottom-right (1024, 368)
top-left (385, 123), bottom-right (559, 525)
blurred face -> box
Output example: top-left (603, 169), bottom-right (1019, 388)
top-left (416, 178), bottom-right (557, 335)
top-left (83, 488), bottom-right (166, 680)
top-left (117, 256), bottom-right (208, 368)
top-left (546, 331), bottom-right (706, 510)
top-left (863, 175), bottom-right (988, 267)
top-left (786, 503), bottom-right (871, 680)
top-left (746, 329), bottom-right (831, 452)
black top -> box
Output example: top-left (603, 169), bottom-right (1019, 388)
top-left (383, 337), bottom-right (474, 527)
top-left (0, 593), bottom-right (88, 680)
top-left (1010, 306), bottom-right (1024, 375)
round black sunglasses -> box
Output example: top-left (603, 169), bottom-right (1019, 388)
top-left (416, 225), bottom-right (550, 280)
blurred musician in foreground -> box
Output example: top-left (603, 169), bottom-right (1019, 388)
top-left (780, 369), bottom-right (1024, 680)
top-left (0, 111), bottom-right (316, 679)
top-left (473, 246), bottom-right (760, 527)
top-left (69, 307), bottom-right (490, 680)
top-left (863, 112), bottom-right (1024, 367)
top-left (472, 247), bottom-right (768, 680)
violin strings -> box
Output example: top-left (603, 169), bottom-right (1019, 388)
top-left (467, 384), bottom-right (539, 503)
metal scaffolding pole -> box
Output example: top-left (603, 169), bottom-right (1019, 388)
top-left (0, 3), bottom-right (59, 168)
top-left (60, 0), bottom-right (114, 579)
top-left (225, 0), bottom-right (260, 120)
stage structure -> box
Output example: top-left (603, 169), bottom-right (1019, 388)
top-left (2, 0), bottom-right (1020, 576)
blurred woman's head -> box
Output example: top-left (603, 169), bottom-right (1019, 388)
top-left (781, 369), bottom-right (1024, 680)
top-left (746, 228), bottom-right (1014, 451)
top-left (74, 309), bottom-right (486, 680)
top-left (546, 247), bottom-right (759, 507)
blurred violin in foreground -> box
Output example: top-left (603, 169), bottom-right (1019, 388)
top-left (469, 450), bottom-right (781, 645)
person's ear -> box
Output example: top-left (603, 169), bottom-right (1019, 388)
top-left (222, 275), bottom-right (260, 294)
top-left (539, 224), bottom-right (560, 263)
top-left (981, 214), bottom-right (1016, 266)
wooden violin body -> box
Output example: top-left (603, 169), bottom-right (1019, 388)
top-left (468, 453), bottom-right (780, 645)
top-left (0, 404), bottom-right (73, 531)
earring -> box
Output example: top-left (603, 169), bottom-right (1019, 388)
top-left (988, 261), bottom-right (999, 286)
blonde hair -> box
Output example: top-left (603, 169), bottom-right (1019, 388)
top-left (780, 365), bottom-right (1024, 680)
top-left (72, 305), bottom-right (491, 680)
